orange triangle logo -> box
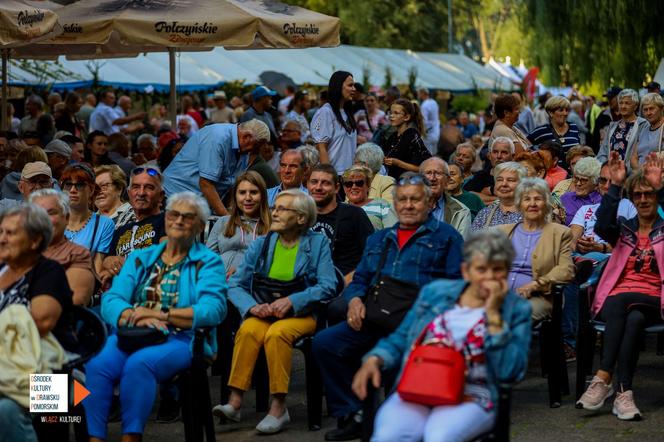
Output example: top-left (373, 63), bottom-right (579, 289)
top-left (73, 380), bottom-right (90, 406)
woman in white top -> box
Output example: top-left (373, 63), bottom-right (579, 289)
top-left (311, 71), bottom-right (357, 174)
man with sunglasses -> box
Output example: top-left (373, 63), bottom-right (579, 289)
top-left (0, 161), bottom-right (54, 213)
top-left (313, 172), bottom-right (464, 441)
top-left (162, 120), bottom-right (270, 216)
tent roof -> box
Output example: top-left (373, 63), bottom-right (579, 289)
top-left (5, 45), bottom-right (516, 92)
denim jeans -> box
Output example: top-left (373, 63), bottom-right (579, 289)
top-left (312, 321), bottom-right (387, 418)
top-left (83, 333), bottom-right (191, 439)
top-left (0, 397), bottom-right (37, 442)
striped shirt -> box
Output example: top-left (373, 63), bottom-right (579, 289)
top-left (527, 123), bottom-right (581, 153)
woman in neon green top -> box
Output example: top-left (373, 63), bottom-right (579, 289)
top-left (217, 189), bottom-right (338, 434)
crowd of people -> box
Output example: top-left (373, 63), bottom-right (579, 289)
top-left (0, 73), bottom-right (663, 442)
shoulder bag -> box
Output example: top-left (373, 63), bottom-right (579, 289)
top-left (363, 239), bottom-right (420, 333)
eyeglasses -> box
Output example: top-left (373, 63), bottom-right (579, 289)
top-left (26, 178), bottom-right (52, 188)
top-left (632, 190), bottom-right (657, 200)
top-left (131, 167), bottom-right (161, 177)
top-left (166, 209), bottom-right (198, 223)
top-left (272, 206), bottom-right (298, 214)
top-left (572, 176), bottom-right (590, 185)
top-left (61, 181), bottom-right (88, 191)
top-left (342, 179), bottom-right (366, 188)
top-left (423, 171), bottom-right (449, 179)
top-left (397, 174), bottom-right (430, 187)
top-left (598, 177), bottom-right (610, 185)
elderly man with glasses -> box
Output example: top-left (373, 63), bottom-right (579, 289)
top-left (312, 172), bottom-right (464, 441)
top-left (0, 161), bottom-right (54, 212)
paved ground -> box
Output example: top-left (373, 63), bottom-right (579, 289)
top-left (105, 335), bottom-right (664, 441)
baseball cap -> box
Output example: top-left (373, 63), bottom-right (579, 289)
top-left (603, 86), bottom-right (623, 99)
top-left (22, 161), bottom-right (52, 179)
top-left (44, 139), bottom-right (72, 159)
top-left (213, 90), bottom-right (227, 100)
top-left (646, 81), bottom-right (661, 91)
top-left (251, 86), bottom-right (276, 101)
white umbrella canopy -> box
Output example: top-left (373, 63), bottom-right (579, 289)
top-left (12, 0), bottom-right (341, 127)
top-left (1, 0), bottom-right (62, 130)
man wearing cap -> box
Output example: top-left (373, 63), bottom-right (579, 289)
top-left (0, 161), bottom-right (53, 212)
top-left (210, 91), bottom-right (237, 124)
top-left (647, 81), bottom-right (661, 95)
top-left (591, 87), bottom-right (622, 150)
top-left (240, 86), bottom-right (278, 143)
top-left (44, 139), bottom-right (72, 180)
top-left (162, 120), bottom-right (271, 216)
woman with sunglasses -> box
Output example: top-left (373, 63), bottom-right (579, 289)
top-left (576, 153), bottom-right (664, 420)
top-left (207, 171), bottom-right (271, 280)
top-left (214, 189), bottom-right (336, 434)
top-left (84, 192), bottom-right (227, 442)
top-left (59, 164), bottom-right (115, 275)
top-left (342, 165), bottom-right (397, 230)
top-left (383, 98), bottom-right (432, 179)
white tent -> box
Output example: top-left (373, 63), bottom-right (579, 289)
top-left (653, 58), bottom-right (664, 87)
top-left (6, 45), bottom-right (515, 92)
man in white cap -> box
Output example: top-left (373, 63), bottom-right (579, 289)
top-left (0, 161), bottom-right (53, 212)
top-left (210, 90), bottom-right (237, 124)
top-left (44, 139), bottom-right (72, 180)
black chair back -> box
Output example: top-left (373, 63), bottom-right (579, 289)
top-left (62, 306), bottom-right (108, 372)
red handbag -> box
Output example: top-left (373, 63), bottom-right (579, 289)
top-left (397, 327), bottom-right (467, 406)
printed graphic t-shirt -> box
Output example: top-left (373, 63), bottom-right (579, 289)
top-left (109, 213), bottom-right (166, 257)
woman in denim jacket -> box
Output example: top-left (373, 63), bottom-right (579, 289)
top-left (353, 229), bottom-right (532, 442)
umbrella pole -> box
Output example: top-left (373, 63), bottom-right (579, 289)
top-left (1, 49), bottom-right (8, 132)
top-left (169, 47), bottom-right (176, 130)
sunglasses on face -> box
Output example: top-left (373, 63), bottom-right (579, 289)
top-left (343, 179), bottom-right (366, 188)
top-left (397, 174), bottom-right (430, 187)
top-left (61, 181), bottom-right (88, 191)
top-left (632, 191), bottom-right (657, 200)
top-left (131, 167), bottom-right (161, 177)
top-left (166, 209), bottom-right (197, 223)
top-left (598, 177), bottom-right (610, 185)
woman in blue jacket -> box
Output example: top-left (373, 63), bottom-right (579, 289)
top-left (84, 192), bottom-right (227, 442)
top-left (353, 229), bottom-right (532, 442)
top-left (213, 189), bottom-right (337, 434)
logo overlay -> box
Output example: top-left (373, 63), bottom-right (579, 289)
top-left (30, 374), bottom-right (68, 413)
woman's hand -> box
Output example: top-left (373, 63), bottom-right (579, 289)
top-left (643, 152), bottom-right (664, 191)
top-left (384, 157), bottom-right (402, 168)
top-left (225, 266), bottom-right (236, 281)
top-left (608, 151), bottom-right (626, 186)
top-left (516, 281), bottom-right (538, 299)
top-left (346, 297), bottom-right (366, 331)
top-left (249, 303), bottom-right (273, 318)
top-left (270, 297), bottom-right (293, 319)
top-left (352, 356), bottom-right (382, 400)
top-left (483, 279), bottom-right (508, 313)
top-left (577, 236), bottom-right (605, 253)
top-left (128, 306), bottom-right (160, 326)
top-left (135, 317), bottom-right (169, 333)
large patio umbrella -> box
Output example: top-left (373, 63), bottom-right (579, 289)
top-left (12, 0), bottom-right (341, 127)
top-left (1, 0), bottom-right (61, 130)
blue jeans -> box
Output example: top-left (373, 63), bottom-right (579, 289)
top-left (312, 322), bottom-right (385, 418)
top-left (0, 397), bottom-right (37, 442)
top-left (83, 333), bottom-right (191, 439)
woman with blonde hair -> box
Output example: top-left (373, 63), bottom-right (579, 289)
top-left (342, 165), bottom-right (397, 230)
top-left (528, 96), bottom-right (581, 158)
top-left (206, 171), bottom-right (271, 280)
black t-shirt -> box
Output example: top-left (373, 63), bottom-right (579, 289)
top-left (109, 212), bottom-right (166, 257)
top-left (383, 127), bottom-right (432, 179)
top-left (0, 257), bottom-right (75, 351)
top-left (310, 203), bottom-right (374, 275)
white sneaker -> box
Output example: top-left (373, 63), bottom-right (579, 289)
top-left (576, 376), bottom-right (614, 410)
top-left (255, 409), bottom-right (290, 434)
top-left (212, 403), bottom-right (241, 423)
top-left (613, 390), bottom-right (642, 421)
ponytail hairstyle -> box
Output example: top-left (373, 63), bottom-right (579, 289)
top-left (328, 70), bottom-right (357, 134)
top-left (393, 98), bottom-right (425, 135)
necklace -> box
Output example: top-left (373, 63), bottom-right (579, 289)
top-left (66, 212), bottom-right (93, 233)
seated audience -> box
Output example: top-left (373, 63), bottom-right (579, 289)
top-left (538, 140), bottom-right (568, 190)
top-left (313, 172), bottom-right (463, 440)
top-left (446, 162), bottom-right (485, 219)
top-left (576, 153), bottom-right (664, 420)
top-left (342, 165), bottom-right (397, 230)
top-left (553, 145), bottom-right (596, 197)
top-left (84, 192), bottom-right (226, 440)
top-left (0, 161), bottom-right (53, 213)
top-left (353, 142), bottom-right (395, 205)
top-left (453, 142), bottom-right (477, 186)
top-left (464, 136), bottom-right (515, 204)
top-left (560, 157), bottom-right (602, 225)
top-left (267, 149), bottom-right (308, 207)
top-left (215, 190), bottom-right (336, 433)
top-left (94, 165), bottom-right (135, 227)
top-left (353, 229), bottom-right (531, 442)
top-left (471, 162), bottom-right (527, 231)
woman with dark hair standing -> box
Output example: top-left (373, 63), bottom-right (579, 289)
top-left (84, 130), bottom-right (114, 168)
top-left (383, 98), bottom-right (432, 179)
top-left (311, 71), bottom-right (357, 174)
top-left (55, 92), bottom-right (85, 138)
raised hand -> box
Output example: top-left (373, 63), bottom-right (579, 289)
top-left (643, 152), bottom-right (664, 191)
top-left (608, 151), bottom-right (626, 186)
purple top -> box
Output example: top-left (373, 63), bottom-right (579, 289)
top-left (560, 190), bottom-right (602, 226)
top-left (508, 224), bottom-right (543, 291)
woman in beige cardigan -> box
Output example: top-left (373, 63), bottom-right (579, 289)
top-left (498, 177), bottom-right (575, 320)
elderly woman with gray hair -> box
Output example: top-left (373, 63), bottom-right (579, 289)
top-left (597, 89), bottom-right (648, 167)
top-left (84, 191), bottom-right (227, 442)
top-left (353, 142), bottom-right (395, 204)
top-left (0, 204), bottom-right (74, 442)
top-left (353, 229), bottom-right (532, 442)
top-left (630, 92), bottom-right (664, 170)
top-left (471, 161), bottom-right (528, 231)
top-left (560, 157), bottom-right (603, 225)
top-left (216, 189), bottom-right (337, 434)
top-left (497, 177), bottom-right (575, 321)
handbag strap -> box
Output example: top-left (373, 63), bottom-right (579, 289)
top-left (483, 203), bottom-right (500, 229)
top-left (88, 213), bottom-right (100, 252)
top-left (371, 236), bottom-right (392, 285)
top-left (256, 231), bottom-right (274, 274)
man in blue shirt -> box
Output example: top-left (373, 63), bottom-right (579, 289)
top-left (240, 86), bottom-right (278, 143)
top-left (266, 149), bottom-right (308, 207)
top-left (162, 120), bottom-right (270, 216)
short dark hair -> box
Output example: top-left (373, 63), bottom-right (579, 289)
top-left (310, 163), bottom-right (339, 186)
top-left (494, 94), bottom-right (519, 119)
top-left (60, 134), bottom-right (82, 146)
top-left (538, 140), bottom-right (563, 161)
